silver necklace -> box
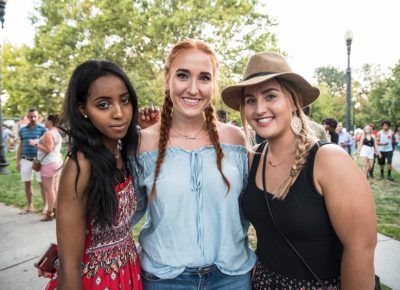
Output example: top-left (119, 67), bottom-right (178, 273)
top-left (171, 126), bottom-right (205, 140)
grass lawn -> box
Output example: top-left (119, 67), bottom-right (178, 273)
top-left (0, 149), bottom-right (398, 290)
top-left (1, 150), bottom-right (399, 239)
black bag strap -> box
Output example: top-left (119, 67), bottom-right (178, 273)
top-left (39, 152), bottom-right (49, 162)
top-left (261, 145), bottom-right (328, 290)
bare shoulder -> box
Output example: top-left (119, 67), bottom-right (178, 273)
top-left (314, 143), bottom-right (363, 192)
top-left (314, 144), bottom-right (353, 168)
top-left (139, 123), bottom-right (160, 153)
top-left (217, 122), bottom-right (246, 146)
top-left (59, 152), bottom-right (90, 199)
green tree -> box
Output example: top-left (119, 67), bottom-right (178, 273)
top-left (356, 62), bottom-right (399, 128)
top-left (4, 0), bottom-right (278, 115)
top-left (313, 66), bottom-right (346, 97)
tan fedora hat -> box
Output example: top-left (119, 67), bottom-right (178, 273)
top-left (221, 52), bottom-right (320, 111)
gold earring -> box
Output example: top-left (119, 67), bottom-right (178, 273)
top-left (290, 114), bottom-right (302, 135)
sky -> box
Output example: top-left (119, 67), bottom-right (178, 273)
top-left (2, 0), bottom-right (400, 84)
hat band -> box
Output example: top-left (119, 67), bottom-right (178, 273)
top-left (243, 71), bottom-right (275, 81)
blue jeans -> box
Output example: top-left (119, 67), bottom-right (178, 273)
top-left (142, 265), bottom-right (251, 290)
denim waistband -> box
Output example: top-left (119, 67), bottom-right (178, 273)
top-left (183, 264), bottom-right (217, 276)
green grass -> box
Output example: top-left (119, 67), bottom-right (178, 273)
top-left (0, 150), bottom-right (396, 289)
top-left (0, 152), bottom-right (44, 212)
top-left (354, 155), bottom-right (400, 240)
top-left (1, 150), bottom-right (399, 239)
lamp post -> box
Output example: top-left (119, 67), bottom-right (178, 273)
top-left (345, 29), bottom-right (353, 133)
top-left (0, 0), bottom-right (9, 174)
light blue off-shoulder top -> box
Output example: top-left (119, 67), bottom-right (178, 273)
top-left (129, 144), bottom-right (256, 279)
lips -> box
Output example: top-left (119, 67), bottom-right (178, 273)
top-left (182, 97), bottom-right (202, 106)
top-left (110, 123), bottom-right (128, 132)
top-left (255, 117), bottom-right (274, 123)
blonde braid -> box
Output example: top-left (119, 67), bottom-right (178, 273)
top-left (149, 91), bottom-right (173, 200)
top-left (274, 79), bottom-right (316, 199)
top-left (204, 104), bottom-right (231, 194)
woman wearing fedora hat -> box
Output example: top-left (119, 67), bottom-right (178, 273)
top-left (129, 39), bottom-right (256, 290)
top-left (222, 52), bottom-right (377, 289)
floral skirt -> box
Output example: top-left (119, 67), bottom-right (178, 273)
top-left (45, 245), bottom-right (143, 290)
top-left (252, 260), bottom-right (340, 290)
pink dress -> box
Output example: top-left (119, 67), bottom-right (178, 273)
top-left (46, 176), bottom-right (143, 290)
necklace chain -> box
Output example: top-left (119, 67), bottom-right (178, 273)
top-left (114, 140), bottom-right (122, 159)
top-left (117, 163), bottom-right (127, 181)
top-left (171, 126), bottom-right (204, 140)
top-left (267, 151), bottom-right (295, 167)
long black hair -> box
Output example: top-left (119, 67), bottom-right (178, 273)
top-left (60, 60), bottom-right (140, 227)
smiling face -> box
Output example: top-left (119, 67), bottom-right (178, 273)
top-left (80, 75), bottom-right (133, 150)
top-left (243, 78), bottom-right (295, 140)
top-left (166, 48), bottom-right (214, 119)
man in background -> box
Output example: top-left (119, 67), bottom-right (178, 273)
top-left (322, 118), bottom-right (339, 144)
top-left (16, 108), bottom-right (47, 213)
top-left (217, 109), bottom-right (228, 123)
top-left (337, 122), bottom-right (353, 155)
top-left (377, 120), bottom-right (394, 181)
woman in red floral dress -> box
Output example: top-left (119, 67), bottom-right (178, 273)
top-left (43, 60), bottom-right (143, 289)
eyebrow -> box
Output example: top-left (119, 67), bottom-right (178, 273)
top-left (176, 68), bottom-right (212, 76)
top-left (244, 87), bottom-right (278, 97)
top-left (92, 92), bottom-right (129, 101)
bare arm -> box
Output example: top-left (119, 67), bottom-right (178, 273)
top-left (356, 134), bottom-right (364, 153)
top-left (372, 135), bottom-right (381, 157)
top-left (16, 142), bottom-right (22, 171)
top-left (29, 132), bottom-right (54, 154)
top-left (56, 153), bottom-right (90, 290)
top-left (314, 145), bottom-right (377, 290)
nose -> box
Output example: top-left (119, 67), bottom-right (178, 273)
top-left (112, 103), bottom-right (123, 119)
top-left (255, 100), bottom-right (267, 116)
top-left (187, 79), bottom-right (199, 96)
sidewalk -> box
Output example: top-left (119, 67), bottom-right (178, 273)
top-left (0, 203), bottom-right (55, 290)
top-left (0, 202), bottom-right (399, 289)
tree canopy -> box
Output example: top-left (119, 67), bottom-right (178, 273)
top-left (2, 0), bottom-right (278, 117)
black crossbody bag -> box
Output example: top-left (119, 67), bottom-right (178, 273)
top-left (261, 143), bottom-right (381, 290)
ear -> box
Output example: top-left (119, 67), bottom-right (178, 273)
top-left (78, 103), bottom-right (88, 119)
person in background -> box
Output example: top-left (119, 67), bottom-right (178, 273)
top-left (222, 51), bottom-right (377, 289)
top-left (130, 39), bottom-right (255, 290)
top-left (17, 108), bottom-right (47, 214)
top-left (1, 124), bottom-right (12, 158)
top-left (337, 122), bottom-right (353, 155)
top-left (357, 125), bottom-right (380, 179)
top-left (394, 126), bottom-right (400, 150)
top-left (302, 106), bottom-right (327, 140)
top-left (217, 109), bottom-right (228, 123)
top-left (322, 118), bottom-right (338, 144)
top-left (42, 60), bottom-right (143, 289)
top-left (377, 120), bottom-right (394, 181)
top-left (29, 114), bottom-right (63, 221)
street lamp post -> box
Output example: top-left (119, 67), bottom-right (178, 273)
top-left (0, 0), bottom-right (9, 174)
top-left (345, 29), bottom-right (353, 133)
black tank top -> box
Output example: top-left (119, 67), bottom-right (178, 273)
top-left (363, 136), bottom-right (374, 147)
top-left (242, 141), bottom-right (342, 280)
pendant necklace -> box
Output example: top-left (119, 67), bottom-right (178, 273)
top-left (117, 162), bottom-right (127, 181)
top-left (267, 151), bottom-right (295, 167)
top-left (114, 140), bottom-right (122, 159)
top-left (171, 125), bottom-right (205, 140)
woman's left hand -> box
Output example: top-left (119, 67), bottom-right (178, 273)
top-left (29, 139), bottom-right (38, 146)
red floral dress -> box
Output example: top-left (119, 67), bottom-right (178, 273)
top-left (46, 176), bottom-right (143, 290)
